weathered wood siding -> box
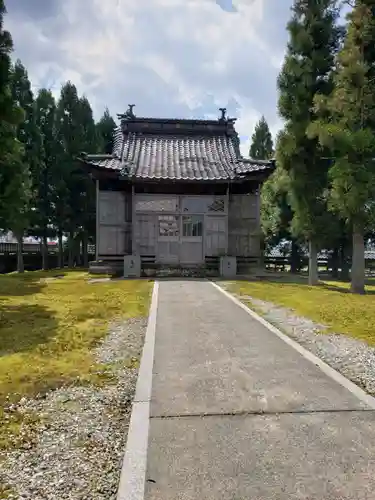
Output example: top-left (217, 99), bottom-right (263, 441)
top-left (228, 193), bottom-right (260, 257)
top-left (205, 216), bottom-right (227, 256)
top-left (98, 190), bottom-right (131, 256)
top-left (96, 189), bottom-right (262, 262)
top-left (132, 193), bottom-right (228, 263)
top-left (133, 214), bottom-right (157, 255)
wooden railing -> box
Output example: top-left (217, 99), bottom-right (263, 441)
top-left (0, 243), bottom-right (96, 255)
top-left (264, 255), bottom-right (375, 272)
top-left (2, 244), bottom-right (375, 274)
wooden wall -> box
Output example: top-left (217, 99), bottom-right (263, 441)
top-left (132, 193), bottom-right (228, 263)
top-left (97, 190), bottom-right (132, 257)
top-left (96, 187), bottom-right (263, 263)
top-left (228, 193), bottom-right (260, 258)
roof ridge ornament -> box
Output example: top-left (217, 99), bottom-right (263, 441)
top-left (125, 104), bottom-right (136, 119)
top-left (219, 107), bottom-right (227, 121)
top-left (118, 104), bottom-right (136, 121)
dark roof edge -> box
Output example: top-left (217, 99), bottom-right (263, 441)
top-left (126, 177), bottom-right (264, 184)
top-left (79, 153), bottom-right (118, 160)
top-left (77, 163), bottom-right (272, 184)
top-left (239, 158), bottom-right (275, 165)
top-left (116, 116), bottom-right (237, 125)
top-left (77, 157), bottom-right (120, 172)
top-left (119, 121), bottom-right (237, 137)
top-left (77, 156), bottom-right (276, 176)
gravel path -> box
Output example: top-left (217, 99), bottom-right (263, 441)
top-left (236, 293), bottom-right (375, 397)
top-left (1, 317), bottom-right (147, 500)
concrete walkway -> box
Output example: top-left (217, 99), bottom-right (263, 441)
top-left (125, 280), bottom-right (375, 500)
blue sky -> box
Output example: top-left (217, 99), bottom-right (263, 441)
top-left (5, 0), bottom-right (294, 156)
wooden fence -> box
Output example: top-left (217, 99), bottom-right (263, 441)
top-left (264, 255), bottom-right (375, 274)
top-left (0, 243), bottom-right (96, 274)
top-left (0, 242), bottom-right (96, 255)
top-left (1, 242), bottom-right (375, 274)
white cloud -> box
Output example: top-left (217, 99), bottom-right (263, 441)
top-left (5, 0), bottom-right (292, 152)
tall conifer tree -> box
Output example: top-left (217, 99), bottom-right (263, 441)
top-left (276, 0), bottom-right (342, 285)
top-left (309, 1), bottom-right (375, 293)
top-left (249, 116), bottom-right (273, 160)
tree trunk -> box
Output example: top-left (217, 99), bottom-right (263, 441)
top-left (340, 243), bottom-right (350, 281)
top-left (290, 239), bottom-right (300, 274)
top-left (308, 239), bottom-right (319, 285)
top-left (58, 231), bottom-right (64, 269)
top-left (41, 233), bottom-right (48, 270)
top-left (15, 232), bottom-right (24, 273)
top-left (68, 230), bottom-right (74, 268)
top-left (351, 223), bottom-right (365, 294)
top-left (82, 231), bottom-right (89, 268)
top-left (331, 247), bottom-right (339, 279)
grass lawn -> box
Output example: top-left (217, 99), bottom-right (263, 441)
top-left (0, 270), bottom-right (152, 452)
top-left (228, 278), bottom-right (375, 346)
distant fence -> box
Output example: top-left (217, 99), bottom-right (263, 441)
top-left (264, 255), bottom-right (375, 274)
top-left (2, 242), bottom-right (375, 275)
top-left (0, 243), bottom-right (96, 274)
top-left (0, 242), bottom-right (96, 255)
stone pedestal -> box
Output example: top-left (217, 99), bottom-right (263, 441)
top-left (220, 256), bottom-right (237, 278)
top-left (123, 255), bottom-right (141, 278)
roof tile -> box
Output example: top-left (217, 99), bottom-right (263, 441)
top-left (83, 119), bottom-right (274, 180)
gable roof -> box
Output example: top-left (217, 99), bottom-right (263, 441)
top-left (80, 112), bottom-right (274, 182)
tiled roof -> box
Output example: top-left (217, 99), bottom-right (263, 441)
top-left (81, 154), bottom-right (122, 171)
top-left (235, 159), bottom-right (275, 175)
top-left (82, 117), bottom-right (274, 181)
top-left (124, 133), bottom-right (239, 181)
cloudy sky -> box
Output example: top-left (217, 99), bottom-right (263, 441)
top-left (5, 0), bottom-right (294, 156)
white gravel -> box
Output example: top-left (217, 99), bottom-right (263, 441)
top-left (1, 317), bottom-right (147, 500)
top-left (237, 294), bottom-right (375, 396)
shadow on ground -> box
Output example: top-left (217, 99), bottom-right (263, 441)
top-left (320, 281), bottom-right (375, 295)
top-left (219, 273), bottom-right (375, 294)
top-left (0, 301), bottom-right (58, 356)
top-left (0, 270), bottom-right (67, 297)
top-left (0, 271), bottom-right (68, 356)
top-left (215, 273), bottom-right (310, 285)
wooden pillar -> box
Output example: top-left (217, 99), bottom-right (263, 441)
top-left (95, 179), bottom-right (99, 261)
top-left (225, 183), bottom-right (230, 255)
top-left (131, 184), bottom-right (135, 254)
top-left (255, 185), bottom-right (262, 268)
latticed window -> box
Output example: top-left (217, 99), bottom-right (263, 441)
top-left (208, 198), bottom-right (225, 212)
top-left (182, 215), bottom-right (203, 237)
top-left (181, 196), bottom-right (225, 213)
top-left (158, 215), bottom-right (179, 237)
top-left (135, 196), bottom-right (178, 212)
